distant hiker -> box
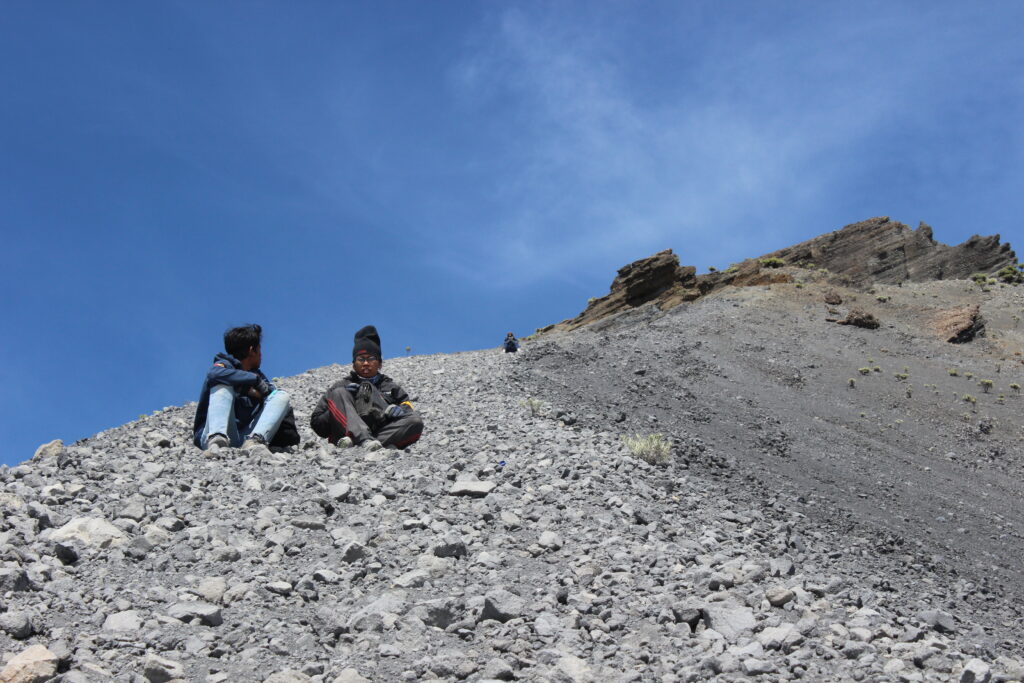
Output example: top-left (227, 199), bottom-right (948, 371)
top-left (192, 324), bottom-right (299, 454)
top-left (310, 325), bottom-right (424, 450)
top-left (503, 332), bottom-right (520, 353)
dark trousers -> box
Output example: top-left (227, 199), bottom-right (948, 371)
top-left (320, 384), bottom-right (423, 450)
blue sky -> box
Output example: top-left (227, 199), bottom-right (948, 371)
top-left (2, 1), bottom-right (1022, 465)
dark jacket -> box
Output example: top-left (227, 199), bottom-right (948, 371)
top-left (310, 371), bottom-right (411, 438)
top-left (192, 352), bottom-right (300, 447)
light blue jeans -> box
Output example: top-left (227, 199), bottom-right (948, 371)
top-left (199, 384), bottom-right (291, 448)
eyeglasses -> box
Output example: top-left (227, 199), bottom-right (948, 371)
top-left (354, 355), bottom-right (379, 364)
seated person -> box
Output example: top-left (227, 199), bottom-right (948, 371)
top-left (192, 324), bottom-right (299, 452)
top-left (311, 325), bottom-right (423, 450)
top-left (503, 332), bottom-right (520, 353)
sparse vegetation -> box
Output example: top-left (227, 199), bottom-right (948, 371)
top-left (964, 372), bottom-right (974, 380)
top-left (971, 272), bottom-right (988, 285)
top-left (979, 379), bottom-right (994, 393)
top-left (760, 257), bottom-right (785, 268)
top-left (1011, 383), bottom-right (1021, 393)
top-left (948, 369), bottom-right (959, 377)
top-left (873, 366), bottom-right (882, 373)
top-left (963, 394), bottom-right (977, 405)
top-left (521, 397), bottom-right (546, 416)
top-left (848, 378), bottom-right (856, 388)
top-left (876, 295), bottom-right (890, 303)
top-left (858, 367), bottom-right (871, 375)
top-left (894, 373), bottom-right (909, 381)
top-left (622, 433), bottom-right (672, 465)
top-left (996, 265), bottom-right (1021, 283)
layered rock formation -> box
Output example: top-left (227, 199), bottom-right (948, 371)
top-left (759, 217), bottom-right (1016, 287)
top-left (551, 249), bottom-right (699, 332)
top-left (547, 217), bottom-right (1016, 334)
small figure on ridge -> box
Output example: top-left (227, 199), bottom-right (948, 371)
top-left (503, 331), bottom-right (520, 353)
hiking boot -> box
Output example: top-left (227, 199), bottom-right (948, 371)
top-left (206, 433), bottom-right (229, 449)
top-left (336, 436), bottom-right (354, 449)
top-left (363, 439), bottom-right (383, 452)
top-left (242, 434), bottom-right (272, 457)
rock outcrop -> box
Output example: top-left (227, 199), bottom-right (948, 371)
top-left (547, 217), bottom-right (1015, 334)
top-left (933, 304), bottom-right (985, 343)
top-left (549, 249), bottom-right (700, 332)
top-left (759, 216), bottom-right (1016, 287)
top-left (835, 309), bottom-right (881, 330)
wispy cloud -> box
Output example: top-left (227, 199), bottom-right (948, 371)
top-left (442, 3), bottom-right (1023, 284)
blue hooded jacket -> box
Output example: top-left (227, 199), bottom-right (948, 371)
top-left (192, 352), bottom-right (276, 446)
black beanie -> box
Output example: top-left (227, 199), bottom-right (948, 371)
top-left (353, 325), bottom-right (382, 362)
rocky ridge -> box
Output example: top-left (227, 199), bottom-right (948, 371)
top-left (547, 217), bottom-right (1016, 333)
top-left (3, 338), bottom-right (1024, 681)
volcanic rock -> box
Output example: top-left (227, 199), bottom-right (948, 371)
top-left (548, 217), bottom-right (1014, 333)
top-left (836, 309), bottom-right (880, 329)
top-left (759, 216), bottom-right (1015, 286)
top-left (934, 304), bottom-right (985, 343)
top-left (551, 249), bottom-right (699, 332)
top-left (0, 644), bottom-right (58, 683)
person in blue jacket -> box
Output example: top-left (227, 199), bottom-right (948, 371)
top-left (192, 324), bottom-right (297, 451)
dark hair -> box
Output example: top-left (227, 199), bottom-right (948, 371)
top-left (224, 324), bottom-right (262, 360)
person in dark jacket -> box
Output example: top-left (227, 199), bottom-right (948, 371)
top-left (503, 332), bottom-right (520, 353)
top-left (310, 325), bottom-right (423, 450)
top-left (193, 324), bottom-right (298, 452)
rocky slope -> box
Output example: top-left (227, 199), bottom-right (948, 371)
top-left (547, 218), bottom-right (1016, 333)
top-left (3, 318), bottom-right (1024, 681)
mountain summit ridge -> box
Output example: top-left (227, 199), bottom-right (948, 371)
top-left (546, 217), bottom-right (1016, 334)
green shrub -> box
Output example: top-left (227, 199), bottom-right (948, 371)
top-left (760, 257), bottom-right (785, 268)
top-left (963, 394), bottom-right (977, 404)
top-left (858, 367), bottom-right (871, 375)
top-left (1010, 383), bottom-right (1021, 393)
top-left (948, 368), bottom-right (959, 376)
top-left (979, 379), bottom-right (994, 393)
top-left (622, 433), bottom-right (672, 466)
top-left (997, 265), bottom-right (1022, 283)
